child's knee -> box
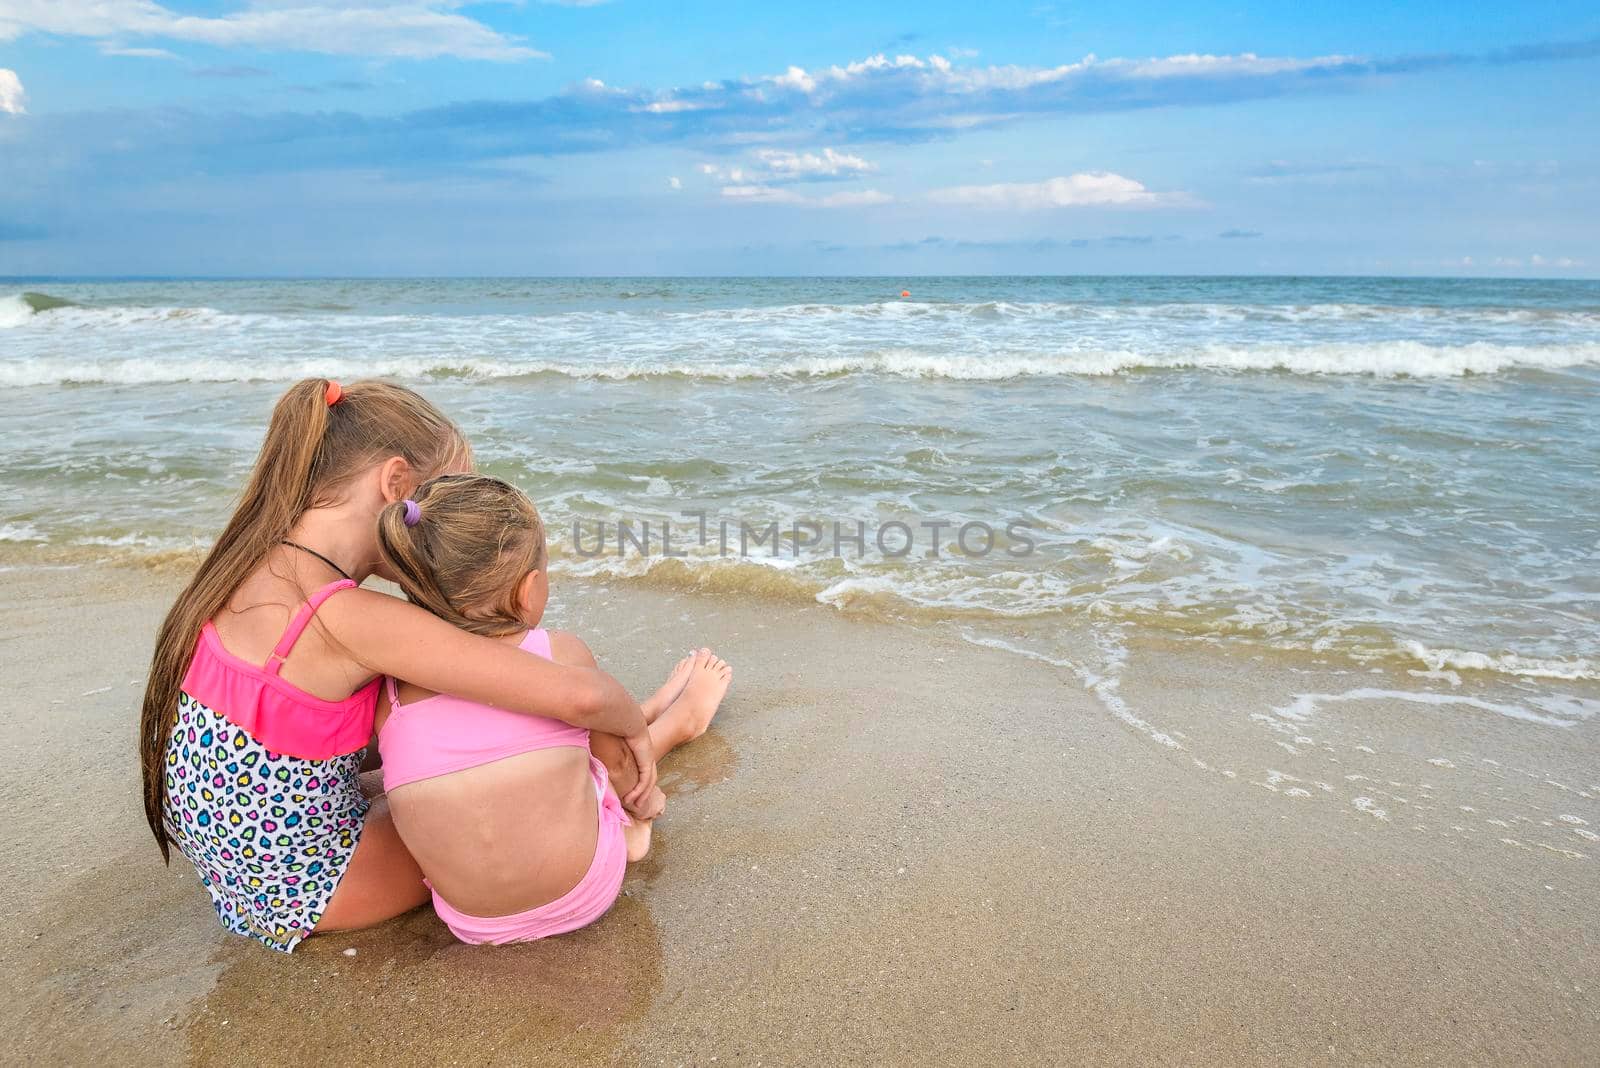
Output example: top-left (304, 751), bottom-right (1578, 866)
top-left (590, 732), bottom-right (638, 795)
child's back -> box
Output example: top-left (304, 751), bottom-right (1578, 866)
top-left (372, 474), bottom-right (730, 943)
top-left (376, 626), bottom-right (645, 939)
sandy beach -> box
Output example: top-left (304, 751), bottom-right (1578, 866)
top-left (3, 561), bottom-right (1596, 1065)
top-left (7, 0), bottom-right (1600, 1058)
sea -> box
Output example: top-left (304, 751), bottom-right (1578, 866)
top-left (3, 276), bottom-right (1598, 770)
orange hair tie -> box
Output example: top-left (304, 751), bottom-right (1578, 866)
top-left (324, 380), bottom-right (344, 407)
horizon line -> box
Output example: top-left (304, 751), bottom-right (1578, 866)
top-left (4, 272), bottom-right (1598, 284)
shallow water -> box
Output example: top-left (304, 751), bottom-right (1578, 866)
top-left (2, 276), bottom-right (1597, 725)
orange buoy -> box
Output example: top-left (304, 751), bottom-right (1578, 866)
top-left (900, 290), bottom-right (910, 298)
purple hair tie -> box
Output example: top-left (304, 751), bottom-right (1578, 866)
top-left (402, 499), bottom-right (421, 527)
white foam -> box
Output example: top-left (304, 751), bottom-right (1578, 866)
top-left (0, 295), bottom-right (34, 329)
top-left (6, 340), bottom-right (1597, 385)
top-left (1353, 797), bottom-right (1391, 821)
top-left (0, 521), bottom-right (46, 542)
top-left (1401, 641), bottom-right (1598, 681)
top-left (1275, 687), bottom-right (1585, 728)
top-left (74, 531), bottom-right (210, 552)
top-left (954, 628), bottom-right (1181, 750)
top-left (1253, 769), bottom-right (1314, 795)
top-left (3, 292), bottom-right (1598, 383)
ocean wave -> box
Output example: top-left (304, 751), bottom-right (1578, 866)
top-left (0, 291), bottom-right (81, 327)
top-left (3, 340), bottom-right (1598, 385)
top-left (0, 521), bottom-right (47, 542)
top-left (6, 291), bottom-right (1600, 328)
top-left (6, 287), bottom-right (1598, 381)
top-left (1399, 640), bottom-right (1598, 681)
top-left (0, 294), bottom-right (46, 328)
top-left (0, 298), bottom-right (234, 331)
top-left (1272, 687), bottom-right (1593, 729)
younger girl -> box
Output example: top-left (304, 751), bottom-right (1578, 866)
top-left (373, 475), bottom-right (732, 943)
top-left (143, 379), bottom-right (668, 952)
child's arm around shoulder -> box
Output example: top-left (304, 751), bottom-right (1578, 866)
top-left (319, 588), bottom-right (644, 739)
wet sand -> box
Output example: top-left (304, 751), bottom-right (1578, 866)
top-left (2, 564), bottom-right (1597, 1064)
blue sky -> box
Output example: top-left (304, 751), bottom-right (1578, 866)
top-left (1, 1), bottom-right (1597, 276)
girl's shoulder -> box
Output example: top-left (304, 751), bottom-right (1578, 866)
top-left (310, 585), bottom-right (438, 667)
top-left (545, 629), bottom-right (598, 669)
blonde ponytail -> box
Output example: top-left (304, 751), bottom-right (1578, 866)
top-left (376, 475), bottom-right (545, 638)
top-left (139, 379), bottom-right (466, 859)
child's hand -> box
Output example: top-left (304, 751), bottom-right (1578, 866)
top-left (626, 785), bottom-right (666, 821)
top-left (622, 728), bottom-right (658, 811)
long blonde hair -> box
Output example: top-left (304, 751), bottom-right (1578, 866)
top-left (376, 474), bottom-right (547, 638)
top-left (140, 378), bottom-right (466, 860)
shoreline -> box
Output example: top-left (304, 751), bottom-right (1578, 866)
top-left (3, 563), bottom-right (1597, 1063)
top-left (5, 541), bottom-right (1591, 692)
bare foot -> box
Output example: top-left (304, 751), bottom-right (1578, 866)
top-left (652, 649), bottom-right (733, 754)
top-left (623, 817), bottom-right (653, 862)
top-left (641, 652), bottom-right (696, 723)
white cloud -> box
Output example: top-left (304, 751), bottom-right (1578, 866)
top-left (753, 147), bottom-right (875, 179)
top-left (700, 146), bottom-right (877, 187)
top-left (1450, 254), bottom-right (1586, 271)
top-left (1530, 254), bottom-right (1584, 269)
top-left (0, 0), bottom-right (541, 61)
top-left (100, 43), bottom-right (177, 58)
top-left (701, 163), bottom-right (749, 183)
top-left (763, 53), bottom-right (928, 96)
top-left (1121, 52), bottom-right (1356, 79)
top-left (667, 175), bottom-right (682, 190)
top-left (0, 69), bottom-right (25, 115)
top-left (632, 98), bottom-right (715, 113)
top-left (720, 185), bottom-right (893, 208)
top-left (720, 184), bottom-right (792, 202)
top-left (817, 188), bottom-right (893, 207)
top-left (771, 66), bottom-right (817, 93)
top-left (752, 49), bottom-right (1356, 99)
top-left (927, 172), bottom-right (1187, 209)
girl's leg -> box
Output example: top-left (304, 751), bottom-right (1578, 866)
top-left (313, 793), bottom-right (430, 934)
top-left (593, 649), bottom-right (734, 805)
top-left (646, 648), bottom-right (733, 753)
top-left (641, 652), bottom-right (695, 724)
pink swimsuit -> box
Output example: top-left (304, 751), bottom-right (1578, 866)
top-left (377, 627), bottom-right (631, 944)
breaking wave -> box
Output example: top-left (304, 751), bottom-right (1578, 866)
top-left (4, 339), bottom-right (1597, 386)
top-left (6, 290), bottom-right (1600, 383)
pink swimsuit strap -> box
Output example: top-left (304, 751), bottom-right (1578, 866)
top-left (181, 579), bottom-right (378, 761)
top-left (265, 579), bottom-right (356, 675)
top-left (379, 628), bottom-right (591, 792)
